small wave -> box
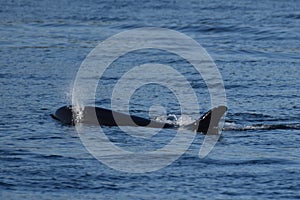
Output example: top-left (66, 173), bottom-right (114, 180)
top-left (153, 114), bottom-right (194, 126)
top-left (224, 122), bottom-right (300, 131)
top-left (227, 112), bottom-right (275, 122)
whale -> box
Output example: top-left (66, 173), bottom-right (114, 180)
top-left (51, 105), bottom-right (227, 134)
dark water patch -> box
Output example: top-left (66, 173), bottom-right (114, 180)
top-left (0, 73), bottom-right (11, 78)
top-left (0, 156), bottom-right (23, 162)
top-left (38, 154), bottom-right (65, 159)
top-left (278, 13), bottom-right (300, 20)
top-left (202, 158), bottom-right (293, 166)
top-left (225, 84), bottom-right (250, 89)
top-left (178, 24), bottom-right (240, 34)
top-left (20, 134), bottom-right (66, 141)
top-left (0, 181), bottom-right (15, 188)
top-left (0, 148), bottom-right (30, 156)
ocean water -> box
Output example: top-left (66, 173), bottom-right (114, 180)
top-left (1, 0), bottom-right (300, 199)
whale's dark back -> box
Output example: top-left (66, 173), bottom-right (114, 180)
top-left (51, 105), bottom-right (227, 134)
top-left (51, 106), bottom-right (173, 128)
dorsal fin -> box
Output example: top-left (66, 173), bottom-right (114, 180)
top-left (185, 106), bottom-right (227, 134)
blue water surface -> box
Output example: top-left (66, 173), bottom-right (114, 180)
top-left (1, 0), bottom-right (300, 199)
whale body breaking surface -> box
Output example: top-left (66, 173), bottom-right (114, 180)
top-left (51, 105), bottom-right (227, 135)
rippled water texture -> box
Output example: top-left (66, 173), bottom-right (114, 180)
top-left (1, 0), bottom-right (300, 199)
